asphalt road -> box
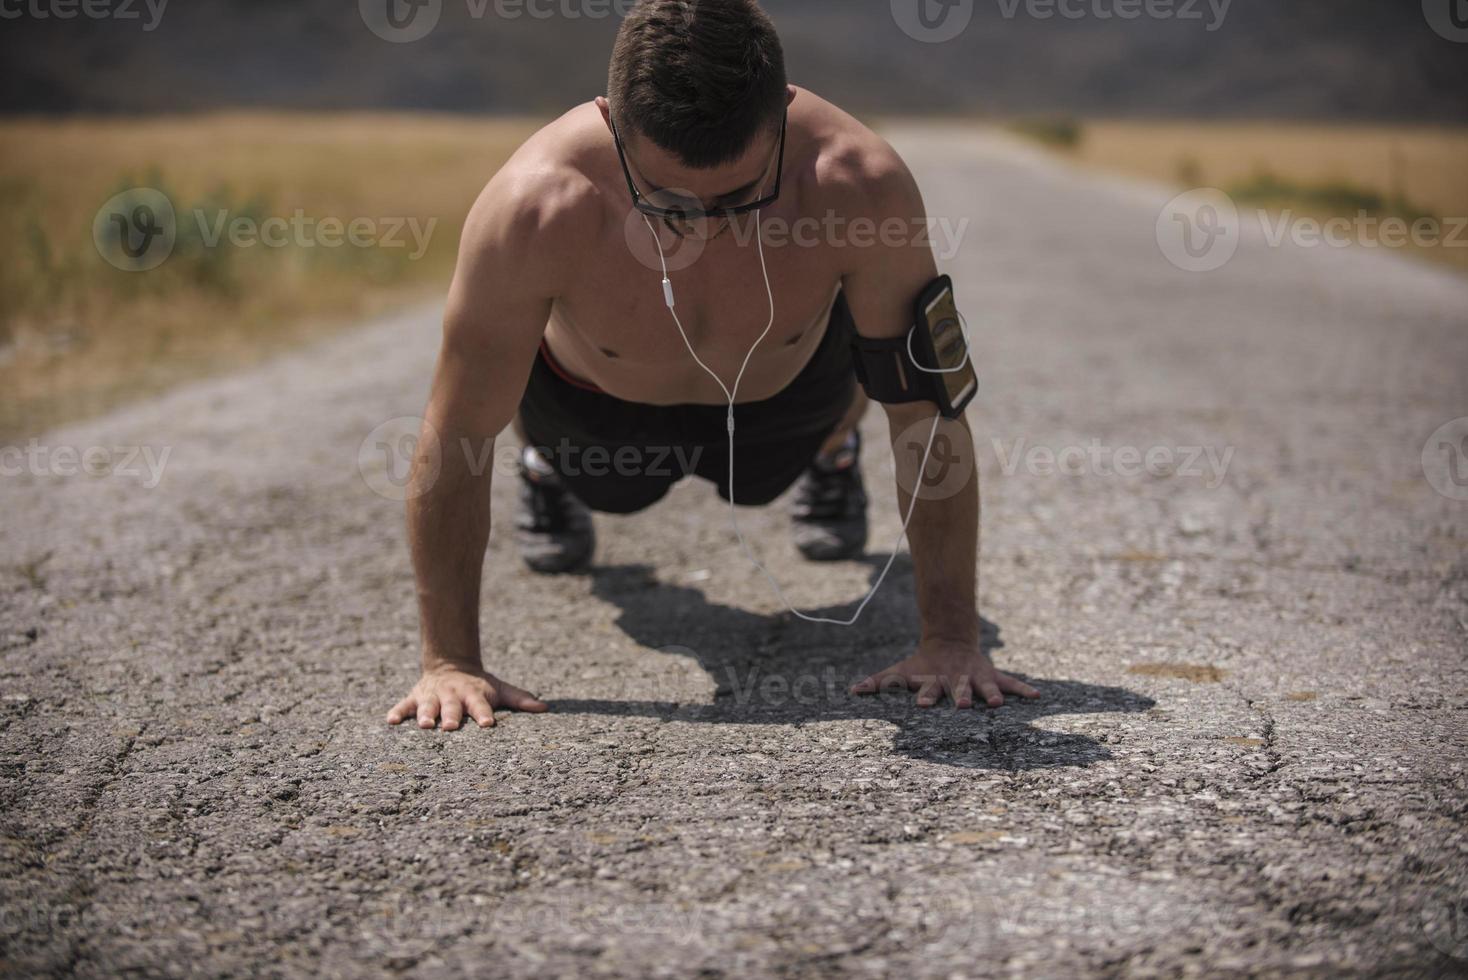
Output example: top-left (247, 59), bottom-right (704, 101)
top-left (2, 127), bottom-right (1466, 977)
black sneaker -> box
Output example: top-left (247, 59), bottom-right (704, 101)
top-left (515, 447), bottom-right (595, 574)
top-left (791, 431), bottom-right (869, 561)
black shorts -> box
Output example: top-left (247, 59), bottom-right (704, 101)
top-left (518, 291), bottom-right (859, 515)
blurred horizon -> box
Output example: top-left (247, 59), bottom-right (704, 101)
top-left (2, 0), bottom-right (1466, 123)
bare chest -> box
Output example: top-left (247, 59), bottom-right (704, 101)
top-left (546, 225), bottom-right (842, 404)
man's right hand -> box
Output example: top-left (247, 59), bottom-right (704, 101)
top-left (386, 664), bottom-right (549, 731)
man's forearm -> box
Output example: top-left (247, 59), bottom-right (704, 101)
top-left (407, 430), bottom-right (494, 670)
top-left (890, 413), bottom-right (981, 644)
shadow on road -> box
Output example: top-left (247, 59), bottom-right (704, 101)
top-left (547, 561), bottom-right (1155, 771)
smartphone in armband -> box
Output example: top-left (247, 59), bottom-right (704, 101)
top-left (911, 275), bottom-right (977, 419)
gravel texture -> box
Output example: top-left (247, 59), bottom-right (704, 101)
top-left (2, 127), bottom-right (1466, 977)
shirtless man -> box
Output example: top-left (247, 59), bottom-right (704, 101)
top-left (387, 0), bottom-right (1039, 731)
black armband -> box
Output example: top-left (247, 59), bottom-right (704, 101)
top-left (849, 275), bottom-right (977, 420)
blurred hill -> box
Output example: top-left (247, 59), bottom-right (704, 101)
top-left (1, 0), bottom-right (1464, 121)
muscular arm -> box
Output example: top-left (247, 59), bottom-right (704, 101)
top-left (388, 164), bottom-right (585, 730)
top-left (837, 139), bottom-right (1038, 709)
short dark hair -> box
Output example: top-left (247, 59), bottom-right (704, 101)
top-left (608, 0), bottom-right (787, 169)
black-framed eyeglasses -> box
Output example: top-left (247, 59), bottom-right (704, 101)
top-left (610, 110), bottom-right (786, 221)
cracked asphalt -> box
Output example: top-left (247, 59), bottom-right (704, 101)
top-left (2, 127), bottom-right (1466, 977)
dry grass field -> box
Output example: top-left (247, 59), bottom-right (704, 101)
top-left (5, 114), bottom-right (1463, 440)
top-left (0, 113), bottom-right (539, 439)
top-left (1031, 120), bottom-right (1468, 274)
top-left (1076, 121), bottom-right (1468, 218)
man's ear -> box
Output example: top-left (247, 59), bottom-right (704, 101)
top-left (595, 96), bottom-right (613, 133)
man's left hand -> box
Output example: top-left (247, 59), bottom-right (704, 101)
top-left (850, 638), bottom-right (1040, 708)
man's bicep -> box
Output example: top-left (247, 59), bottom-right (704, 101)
top-left (428, 288), bottom-right (549, 443)
top-left (839, 152), bottom-right (939, 343)
top-left (426, 162), bottom-right (585, 439)
top-left (838, 150), bottom-right (946, 428)
top-left (425, 230), bottom-right (553, 442)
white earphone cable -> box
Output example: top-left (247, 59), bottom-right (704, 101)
top-left (642, 211), bottom-right (950, 626)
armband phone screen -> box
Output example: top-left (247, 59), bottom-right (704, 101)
top-left (924, 286), bottom-right (976, 404)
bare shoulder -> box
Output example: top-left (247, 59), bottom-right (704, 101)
top-left (793, 89), bottom-right (925, 218)
top-left (792, 91), bottom-right (938, 339)
top-left (455, 104), bottom-right (609, 298)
